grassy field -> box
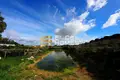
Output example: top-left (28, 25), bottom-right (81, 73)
top-left (0, 51), bottom-right (92, 80)
top-left (0, 56), bottom-right (35, 80)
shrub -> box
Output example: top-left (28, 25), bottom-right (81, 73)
top-left (0, 70), bottom-right (15, 80)
top-left (63, 68), bottom-right (74, 75)
top-left (0, 64), bottom-right (11, 71)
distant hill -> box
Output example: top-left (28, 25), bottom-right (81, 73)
top-left (62, 34), bottom-right (120, 80)
top-left (91, 34), bottom-right (120, 42)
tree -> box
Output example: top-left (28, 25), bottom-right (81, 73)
top-left (0, 12), bottom-right (7, 36)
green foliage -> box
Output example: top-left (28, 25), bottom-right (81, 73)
top-left (0, 13), bottom-right (7, 33)
top-left (0, 22), bottom-right (7, 33)
top-left (0, 70), bottom-right (15, 80)
top-left (62, 34), bottom-right (120, 80)
top-left (0, 64), bottom-right (10, 71)
top-left (0, 56), bottom-right (36, 80)
top-left (28, 59), bottom-right (34, 64)
top-left (63, 68), bottom-right (74, 75)
top-left (0, 63), bottom-right (15, 80)
top-left (0, 34), bottom-right (1, 38)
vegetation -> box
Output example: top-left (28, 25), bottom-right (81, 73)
top-left (0, 56), bottom-right (35, 80)
top-left (62, 34), bottom-right (120, 80)
top-left (0, 48), bottom-right (53, 80)
top-left (0, 12), bottom-right (7, 37)
top-left (0, 12), bottom-right (27, 57)
top-left (0, 13), bottom-right (58, 80)
top-left (0, 11), bottom-right (113, 80)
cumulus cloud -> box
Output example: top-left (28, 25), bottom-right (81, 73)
top-left (87, 0), bottom-right (107, 11)
top-left (102, 9), bottom-right (120, 28)
top-left (55, 11), bottom-right (96, 36)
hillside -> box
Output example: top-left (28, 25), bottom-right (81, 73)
top-left (62, 34), bottom-right (120, 80)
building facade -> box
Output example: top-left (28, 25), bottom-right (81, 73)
top-left (40, 36), bottom-right (52, 47)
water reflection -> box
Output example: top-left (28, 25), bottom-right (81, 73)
top-left (37, 51), bottom-right (76, 71)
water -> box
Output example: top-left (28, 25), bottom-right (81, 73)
top-left (37, 51), bottom-right (76, 71)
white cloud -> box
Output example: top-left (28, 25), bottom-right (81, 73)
top-left (4, 15), bottom-right (44, 31)
top-left (11, 1), bottom-right (42, 18)
top-left (10, 1), bottom-right (61, 30)
top-left (102, 9), bottom-right (120, 28)
top-left (53, 7), bottom-right (58, 18)
top-left (87, 0), bottom-right (107, 11)
top-left (61, 7), bottom-right (77, 22)
top-left (55, 11), bottom-right (96, 36)
top-left (56, 0), bottom-right (66, 12)
top-left (66, 7), bottom-right (76, 17)
top-left (3, 30), bottom-right (40, 45)
top-left (79, 11), bottom-right (89, 21)
top-left (3, 30), bottom-right (20, 40)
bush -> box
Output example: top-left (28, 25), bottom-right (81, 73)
top-left (0, 64), bottom-right (11, 71)
top-left (0, 70), bottom-right (15, 80)
top-left (63, 68), bottom-right (74, 75)
top-left (62, 34), bottom-right (120, 80)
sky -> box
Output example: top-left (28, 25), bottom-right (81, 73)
top-left (0, 0), bottom-right (120, 45)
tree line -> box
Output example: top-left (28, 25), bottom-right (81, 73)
top-left (62, 34), bottom-right (120, 80)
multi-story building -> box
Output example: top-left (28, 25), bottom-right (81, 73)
top-left (40, 36), bottom-right (52, 47)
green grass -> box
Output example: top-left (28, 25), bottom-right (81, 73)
top-left (0, 49), bottom-right (77, 80)
top-left (0, 57), bottom-right (22, 65)
top-left (0, 49), bottom-right (52, 80)
top-left (0, 56), bottom-right (35, 80)
top-left (63, 67), bottom-right (74, 75)
top-left (0, 70), bottom-right (15, 80)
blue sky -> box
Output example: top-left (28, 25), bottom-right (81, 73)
top-left (0, 0), bottom-right (120, 45)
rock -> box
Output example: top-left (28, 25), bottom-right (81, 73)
top-left (27, 56), bottom-right (34, 60)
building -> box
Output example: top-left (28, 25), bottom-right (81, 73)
top-left (40, 36), bottom-right (52, 47)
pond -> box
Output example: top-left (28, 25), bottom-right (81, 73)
top-left (37, 51), bottom-right (76, 72)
